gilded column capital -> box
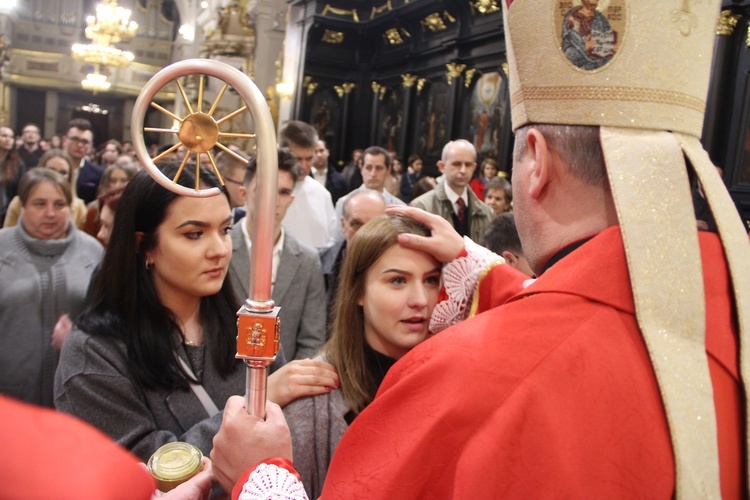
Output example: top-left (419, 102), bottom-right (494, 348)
top-left (402, 73), bottom-right (417, 88)
top-left (716, 10), bottom-right (741, 37)
top-left (445, 62), bottom-right (466, 85)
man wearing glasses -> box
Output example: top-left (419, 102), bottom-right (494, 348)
top-left (63, 118), bottom-right (104, 205)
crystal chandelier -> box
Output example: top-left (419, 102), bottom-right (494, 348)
top-left (71, 42), bottom-right (134, 67)
top-left (85, 0), bottom-right (138, 46)
top-left (72, 0), bottom-right (138, 92)
top-left (81, 69), bottom-right (111, 94)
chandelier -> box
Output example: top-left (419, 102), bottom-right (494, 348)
top-left (72, 0), bottom-right (138, 92)
top-left (81, 69), bottom-right (111, 94)
top-left (85, 0), bottom-right (138, 46)
top-left (71, 42), bottom-right (134, 67)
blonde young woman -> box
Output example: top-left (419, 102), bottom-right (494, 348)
top-left (83, 160), bottom-right (138, 239)
top-left (283, 214), bottom-right (442, 498)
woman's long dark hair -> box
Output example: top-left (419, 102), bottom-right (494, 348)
top-left (0, 125), bottom-right (22, 185)
top-left (79, 163), bottom-right (240, 390)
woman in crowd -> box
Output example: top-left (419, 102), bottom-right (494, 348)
top-left (55, 163), bottom-right (336, 465)
top-left (0, 124), bottom-right (25, 227)
top-left (83, 160), bottom-right (138, 238)
top-left (3, 149), bottom-right (87, 228)
top-left (399, 153), bottom-right (424, 203)
top-left (97, 139), bottom-right (123, 168)
top-left (385, 155), bottom-right (403, 198)
top-left (94, 185), bottom-right (125, 247)
top-left (0, 168), bottom-right (103, 407)
top-left (469, 157), bottom-right (499, 201)
top-left (283, 214), bottom-right (442, 498)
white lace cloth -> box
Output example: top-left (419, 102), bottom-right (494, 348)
top-left (238, 463), bottom-right (309, 500)
top-left (429, 236), bottom-right (505, 334)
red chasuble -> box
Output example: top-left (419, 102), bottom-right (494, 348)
top-left (0, 395), bottom-right (156, 499)
top-left (321, 227), bottom-right (740, 498)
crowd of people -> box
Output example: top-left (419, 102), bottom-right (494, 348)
top-left (2, 1), bottom-right (749, 497)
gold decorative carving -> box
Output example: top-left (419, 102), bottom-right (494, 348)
top-left (322, 5), bottom-right (360, 22)
top-left (422, 13), bottom-right (446, 32)
top-left (384, 28), bottom-right (404, 45)
top-left (342, 82), bottom-right (356, 94)
top-left (443, 10), bottom-right (456, 23)
top-left (445, 62), bottom-right (466, 85)
top-left (202, 1), bottom-right (256, 59)
top-left (402, 73), bottom-right (417, 88)
top-left (502, 62), bottom-right (509, 76)
top-left (303, 76), bottom-right (318, 96)
top-left (417, 78), bottom-right (427, 95)
top-left (370, 1), bottom-right (392, 20)
top-left (334, 85), bottom-right (344, 98)
top-left (372, 82), bottom-right (387, 100)
top-left (322, 30), bottom-right (344, 44)
top-left (747, 24), bottom-right (750, 49)
top-left (470, 0), bottom-right (500, 15)
top-left (464, 68), bottom-right (477, 88)
top-left (716, 10), bottom-right (740, 36)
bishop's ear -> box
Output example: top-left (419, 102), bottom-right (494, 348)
top-left (525, 128), bottom-right (552, 199)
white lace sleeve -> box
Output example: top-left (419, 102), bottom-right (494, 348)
top-left (238, 463), bottom-right (309, 500)
top-left (430, 236), bottom-right (504, 334)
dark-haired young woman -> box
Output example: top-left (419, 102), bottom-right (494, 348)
top-left (54, 163), bottom-right (285, 462)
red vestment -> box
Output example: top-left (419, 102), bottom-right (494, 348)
top-left (0, 395), bottom-right (156, 499)
top-left (321, 227), bottom-right (740, 498)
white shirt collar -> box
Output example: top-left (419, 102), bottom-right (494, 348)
top-left (241, 219), bottom-right (285, 291)
top-left (443, 183), bottom-right (468, 208)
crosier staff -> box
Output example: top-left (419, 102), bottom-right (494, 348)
top-left (131, 58), bottom-right (279, 418)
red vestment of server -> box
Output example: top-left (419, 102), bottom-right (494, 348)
top-left (320, 227), bottom-right (741, 498)
top-left (0, 395), bottom-right (156, 499)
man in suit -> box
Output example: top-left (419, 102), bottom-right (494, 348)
top-left (312, 139), bottom-right (348, 205)
top-left (410, 139), bottom-right (494, 242)
top-left (63, 118), bottom-right (104, 205)
top-left (333, 145), bottom-right (405, 242)
top-left (228, 148), bottom-right (326, 361)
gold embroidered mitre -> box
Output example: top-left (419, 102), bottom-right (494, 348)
top-left (503, 1), bottom-right (750, 498)
top-left (504, 0), bottom-right (715, 136)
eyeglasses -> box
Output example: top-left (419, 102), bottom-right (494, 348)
top-left (67, 136), bottom-right (92, 146)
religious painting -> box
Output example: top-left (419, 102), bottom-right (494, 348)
top-left (463, 71), bottom-right (506, 162)
top-left (554, 0), bottom-right (626, 71)
top-left (309, 88), bottom-right (342, 154)
top-left (415, 79), bottom-right (450, 159)
top-left (377, 86), bottom-right (403, 153)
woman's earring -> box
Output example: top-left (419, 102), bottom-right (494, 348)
top-left (145, 260), bottom-right (153, 270)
